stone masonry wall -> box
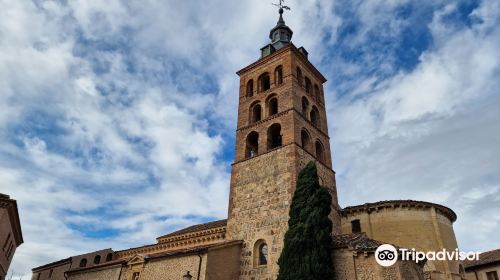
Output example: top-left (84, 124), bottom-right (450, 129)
top-left (67, 266), bottom-right (121, 280)
top-left (341, 206), bottom-right (461, 279)
top-left (32, 263), bottom-right (71, 280)
top-left (205, 244), bottom-right (242, 280)
top-left (332, 248), bottom-right (425, 280)
top-left (227, 144), bottom-right (340, 280)
top-left (139, 254), bottom-right (207, 280)
top-left (227, 146), bottom-right (296, 280)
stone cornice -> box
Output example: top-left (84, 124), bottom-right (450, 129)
top-left (236, 44), bottom-right (327, 84)
top-left (116, 228), bottom-right (226, 259)
top-left (341, 200), bottom-right (457, 223)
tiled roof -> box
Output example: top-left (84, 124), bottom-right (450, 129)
top-left (156, 219), bottom-right (227, 240)
top-left (32, 257), bottom-right (72, 272)
top-left (146, 240), bottom-right (243, 260)
top-left (66, 259), bottom-right (126, 274)
top-left (331, 233), bottom-right (384, 251)
top-left (342, 200), bottom-right (457, 222)
top-left (464, 249), bottom-right (500, 269)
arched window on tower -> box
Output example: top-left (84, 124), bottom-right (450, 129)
top-left (94, 255), bottom-right (101, 265)
top-left (267, 96), bottom-right (278, 116)
top-left (254, 239), bottom-right (268, 267)
top-left (301, 129), bottom-right (311, 152)
top-left (267, 123), bottom-right (282, 150)
top-left (275, 66), bottom-right (283, 86)
top-left (250, 103), bottom-right (262, 123)
top-left (301, 97), bottom-right (309, 118)
top-left (106, 253), bottom-right (113, 262)
top-left (245, 131), bottom-right (259, 158)
top-left (259, 243), bottom-right (268, 265)
top-left (296, 67), bottom-right (303, 86)
top-left (310, 106), bottom-right (320, 128)
top-left (305, 77), bottom-right (312, 94)
top-left (315, 140), bottom-right (325, 162)
top-left (258, 73), bottom-right (271, 92)
top-left (314, 84), bottom-right (320, 101)
top-left (246, 79), bottom-right (254, 97)
top-left (79, 258), bottom-right (87, 267)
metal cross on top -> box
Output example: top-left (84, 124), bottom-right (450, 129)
top-left (272, 0), bottom-right (291, 11)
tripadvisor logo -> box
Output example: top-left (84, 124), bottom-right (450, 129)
top-left (375, 244), bottom-right (481, 267)
top-left (375, 244), bottom-right (398, 267)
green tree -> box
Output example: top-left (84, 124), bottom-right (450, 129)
top-left (277, 161), bottom-right (334, 280)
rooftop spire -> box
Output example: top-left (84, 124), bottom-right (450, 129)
top-left (260, 1), bottom-right (294, 58)
top-left (269, 0), bottom-right (293, 48)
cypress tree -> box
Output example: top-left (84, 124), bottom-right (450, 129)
top-left (277, 161), bottom-right (334, 280)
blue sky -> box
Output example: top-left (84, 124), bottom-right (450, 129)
top-left (0, 0), bottom-right (499, 278)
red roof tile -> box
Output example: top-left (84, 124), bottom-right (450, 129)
top-left (464, 248), bottom-right (500, 269)
top-left (156, 219), bottom-right (227, 240)
top-left (331, 233), bottom-right (384, 251)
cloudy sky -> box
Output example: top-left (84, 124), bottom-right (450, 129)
top-left (1, 0), bottom-right (499, 278)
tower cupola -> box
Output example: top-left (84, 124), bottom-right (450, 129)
top-left (269, 8), bottom-right (293, 49)
top-left (260, 3), bottom-right (294, 58)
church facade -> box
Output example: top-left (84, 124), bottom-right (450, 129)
top-left (32, 9), bottom-right (465, 280)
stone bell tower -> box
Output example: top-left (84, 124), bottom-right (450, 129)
top-left (226, 7), bottom-right (341, 280)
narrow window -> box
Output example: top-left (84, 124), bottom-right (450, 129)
top-left (301, 129), bottom-right (311, 151)
top-left (79, 258), bottom-right (87, 267)
top-left (315, 141), bottom-right (324, 162)
top-left (267, 123), bottom-right (282, 150)
top-left (301, 97), bottom-right (309, 117)
top-left (245, 131), bottom-right (259, 159)
top-left (305, 77), bottom-right (312, 93)
top-left (268, 97), bottom-right (278, 116)
top-left (37, 273), bottom-right (41, 280)
top-left (314, 84), bottom-right (320, 101)
top-left (48, 269), bottom-right (53, 278)
top-left (94, 255), bottom-right (101, 264)
top-left (258, 73), bottom-right (271, 92)
top-left (133, 272), bottom-right (141, 280)
top-left (106, 253), bottom-right (113, 262)
top-left (296, 67), bottom-right (303, 86)
top-left (3, 233), bottom-right (10, 250)
top-left (351, 219), bottom-right (361, 233)
top-left (310, 106), bottom-right (319, 127)
top-left (246, 79), bottom-right (254, 97)
top-left (275, 66), bottom-right (283, 85)
top-left (487, 271), bottom-right (499, 280)
top-left (259, 243), bottom-right (268, 265)
top-left (250, 103), bottom-right (262, 123)
top-left (6, 242), bottom-right (13, 259)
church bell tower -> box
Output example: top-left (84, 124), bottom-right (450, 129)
top-left (226, 7), bottom-right (341, 280)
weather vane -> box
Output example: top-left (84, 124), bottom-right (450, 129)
top-left (272, 0), bottom-right (291, 11)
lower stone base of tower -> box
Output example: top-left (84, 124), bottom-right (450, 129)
top-left (226, 144), bottom-right (341, 280)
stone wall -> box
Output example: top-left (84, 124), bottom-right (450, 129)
top-left (466, 265), bottom-right (500, 280)
top-left (341, 202), bottom-right (462, 279)
top-left (205, 243), bottom-right (241, 280)
top-left (67, 265), bottom-right (122, 280)
top-left (139, 254), bottom-right (207, 280)
top-left (227, 146), bottom-right (296, 280)
top-left (332, 247), bottom-right (426, 280)
top-left (32, 262), bottom-right (71, 280)
top-left (227, 145), bottom-right (340, 280)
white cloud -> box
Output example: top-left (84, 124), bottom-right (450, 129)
top-left (0, 0), bottom-right (499, 279)
top-left (331, 0), bottom-right (500, 252)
